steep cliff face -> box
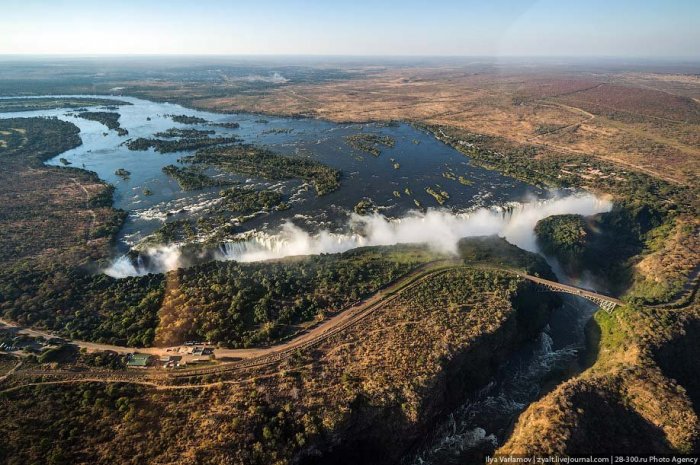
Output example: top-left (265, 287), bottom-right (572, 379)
top-left (533, 207), bottom-right (658, 296)
top-left (652, 316), bottom-right (700, 430)
top-left (499, 373), bottom-right (680, 455)
top-left (499, 304), bottom-right (700, 456)
top-left (298, 284), bottom-right (558, 465)
top-left (0, 267), bottom-right (560, 465)
top-left (534, 214), bottom-right (590, 272)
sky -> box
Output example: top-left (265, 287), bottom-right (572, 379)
top-left (0, 0), bottom-right (698, 57)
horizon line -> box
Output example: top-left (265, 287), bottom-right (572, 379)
top-left (0, 53), bottom-right (699, 61)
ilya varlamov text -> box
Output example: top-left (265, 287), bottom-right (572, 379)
top-left (485, 456), bottom-right (699, 465)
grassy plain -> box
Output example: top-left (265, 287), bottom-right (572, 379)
top-left (130, 66), bottom-right (699, 186)
top-left (0, 117), bottom-right (122, 270)
top-left (2, 60), bottom-right (696, 184)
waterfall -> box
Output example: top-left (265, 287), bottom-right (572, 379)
top-left (103, 193), bottom-right (612, 277)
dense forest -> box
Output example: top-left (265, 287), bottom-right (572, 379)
top-left (187, 144), bottom-right (340, 195)
top-left (155, 245), bottom-right (438, 347)
top-left (535, 214), bottom-right (590, 266)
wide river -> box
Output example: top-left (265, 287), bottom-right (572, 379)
top-left (1, 95), bottom-right (608, 460)
top-left (0, 95), bottom-right (610, 274)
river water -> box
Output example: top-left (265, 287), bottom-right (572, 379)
top-left (407, 292), bottom-right (597, 464)
top-left (1, 95), bottom-right (545, 249)
top-left (1, 95), bottom-right (607, 460)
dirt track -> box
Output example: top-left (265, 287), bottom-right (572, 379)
top-left (0, 262), bottom-right (625, 391)
top-left (1, 261), bottom-right (457, 361)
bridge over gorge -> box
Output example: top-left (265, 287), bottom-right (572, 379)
top-left (1, 263), bottom-right (626, 388)
top-left (515, 272), bottom-right (624, 313)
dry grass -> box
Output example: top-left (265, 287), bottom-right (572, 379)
top-left (631, 216), bottom-right (700, 303)
top-left (499, 368), bottom-right (697, 455)
top-left (0, 119), bottom-right (118, 270)
top-left (1, 269), bottom-right (546, 464)
top-left (129, 67), bottom-right (700, 186)
top-left (502, 341), bottom-right (697, 453)
top-left (500, 293), bottom-right (700, 456)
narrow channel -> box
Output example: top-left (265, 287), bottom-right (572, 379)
top-left (406, 259), bottom-right (601, 464)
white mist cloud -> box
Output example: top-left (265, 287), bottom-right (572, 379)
top-left (236, 72), bottom-right (288, 84)
top-left (104, 193), bottom-right (612, 278)
top-left (104, 244), bottom-right (182, 278)
top-left (220, 193), bottom-right (611, 262)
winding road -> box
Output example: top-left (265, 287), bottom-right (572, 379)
top-left (0, 262), bottom-right (624, 389)
top-left (1, 261), bottom-right (459, 361)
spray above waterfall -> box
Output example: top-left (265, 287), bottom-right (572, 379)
top-left (103, 193), bottom-right (612, 278)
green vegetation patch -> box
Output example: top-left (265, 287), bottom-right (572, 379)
top-left (457, 175), bottom-right (473, 186)
top-left (114, 168), bottom-right (130, 179)
top-left (535, 214), bottom-right (589, 262)
top-left (144, 220), bottom-right (200, 245)
top-left (353, 198), bottom-right (377, 215)
top-left (187, 144), bottom-right (340, 196)
top-left (154, 128), bottom-right (215, 138)
top-left (0, 117), bottom-right (81, 162)
top-left (0, 97), bottom-right (130, 113)
top-left (425, 186), bottom-right (450, 205)
top-left (220, 186), bottom-right (284, 214)
top-left (126, 135), bottom-right (239, 153)
top-left (262, 128), bottom-right (294, 135)
top-left (214, 122), bottom-right (240, 129)
top-left (345, 133), bottom-right (395, 157)
top-left (161, 165), bottom-right (226, 191)
top-left (458, 235), bottom-right (556, 279)
top-left (77, 111), bottom-right (128, 136)
top-left (167, 114), bottom-right (208, 124)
